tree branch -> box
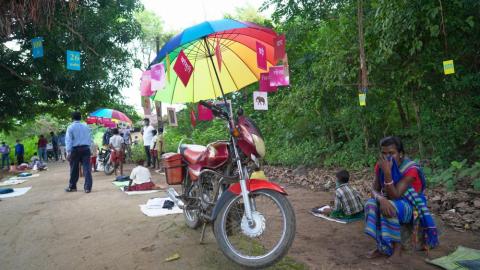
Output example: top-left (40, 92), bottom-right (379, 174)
top-left (58, 22), bottom-right (100, 57)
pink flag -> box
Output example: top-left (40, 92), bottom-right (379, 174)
top-left (259, 72), bottom-right (277, 92)
top-left (173, 50), bottom-right (194, 87)
top-left (140, 70), bottom-right (154, 96)
top-left (274, 34), bottom-right (286, 61)
top-left (143, 96), bottom-right (151, 116)
top-left (269, 65), bottom-right (290, 87)
top-left (215, 38), bottom-right (222, 72)
top-left (198, 103), bottom-right (214, 121)
top-left (256, 41), bottom-right (267, 70)
top-left (86, 117), bottom-right (96, 125)
top-left (150, 63), bottom-right (166, 91)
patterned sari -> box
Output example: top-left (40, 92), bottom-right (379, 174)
top-left (364, 158), bottom-right (439, 256)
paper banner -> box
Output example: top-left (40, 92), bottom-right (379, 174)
top-left (359, 93), bottom-right (366, 106)
top-left (259, 72), bottom-right (277, 92)
top-left (190, 110), bottom-right (197, 128)
top-left (166, 54), bottom-right (171, 82)
top-left (86, 117), bottom-right (97, 125)
top-left (443, 60), bottom-right (455, 75)
top-left (253, 91), bottom-right (268, 110)
top-left (142, 96), bottom-right (151, 115)
top-left (140, 70), bottom-right (154, 97)
top-left (198, 103), bottom-right (214, 121)
top-left (256, 41), bottom-right (267, 70)
top-left (66, 50), bottom-right (81, 71)
top-left (167, 107), bottom-right (178, 127)
top-left (173, 50), bottom-right (194, 87)
top-left (215, 38), bottom-right (222, 72)
top-left (269, 66), bottom-right (290, 87)
top-left (150, 63), bottom-right (166, 91)
top-left (32, 37), bottom-right (44, 58)
top-left (274, 34), bottom-right (286, 61)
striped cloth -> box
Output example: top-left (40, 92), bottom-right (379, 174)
top-left (333, 183), bottom-right (364, 216)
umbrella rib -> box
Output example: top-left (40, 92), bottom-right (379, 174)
top-left (223, 43), bottom-right (261, 80)
top-left (201, 39), bottom-right (220, 99)
top-left (206, 37), bottom-right (239, 92)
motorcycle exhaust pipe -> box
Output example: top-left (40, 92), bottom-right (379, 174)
top-left (166, 188), bottom-right (185, 209)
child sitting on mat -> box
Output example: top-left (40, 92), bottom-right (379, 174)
top-left (312, 169), bottom-right (364, 219)
top-left (125, 159), bottom-right (164, 191)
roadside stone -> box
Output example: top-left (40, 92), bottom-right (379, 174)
top-left (474, 199), bottom-right (480, 209)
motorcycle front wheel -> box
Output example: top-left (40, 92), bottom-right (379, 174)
top-left (104, 161), bottom-right (114, 175)
top-left (213, 189), bottom-right (296, 268)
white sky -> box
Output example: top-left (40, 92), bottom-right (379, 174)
top-left (120, 0), bottom-right (272, 116)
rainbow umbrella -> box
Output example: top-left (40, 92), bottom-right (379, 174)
top-left (89, 108), bottom-right (132, 124)
top-left (150, 19), bottom-right (279, 104)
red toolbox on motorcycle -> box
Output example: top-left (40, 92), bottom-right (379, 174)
top-left (162, 153), bottom-right (184, 185)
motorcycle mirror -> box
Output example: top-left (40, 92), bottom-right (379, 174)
top-left (237, 108), bottom-right (244, 116)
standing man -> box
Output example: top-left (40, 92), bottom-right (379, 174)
top-left (50, 131), bottom-right (59, 161)
top-left (58, 131), bottom-right (67, 162)
top-left (121, 125), bottom-right (132, 161)
top-left (141, 118), bottom-right (154, 167)
top-left (65, 112), bottom-right (93, 193)
top-left (102, 128), bottom-right (112, 147)
top-left (14, 139), bottom-right (25, 165)
top-left (0, 142), bottom-right (10, 170)
top-left (37, 135), bottom-right (48, 162)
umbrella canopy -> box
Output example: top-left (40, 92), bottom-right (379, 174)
top-left (150, 19), bottom-right (279, 104)
top-left (89, 108), bottom-right (132, 124)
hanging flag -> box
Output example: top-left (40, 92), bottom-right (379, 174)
top-left (359, 93), bottom-right (366, 106)
top-left (215, 38), bottom-right (222, 72)
top-left (190, 109), bottom-right (197, 128)
top-left (150, 63), bottom-right (166, 91)
top-left (443, 60), bottom-right (455, 75)
top-left (259, 72), bottom-right (277, 92)
top-left (274, 34), bottom-right (286, 61)
top-left (140, 70), bottom-right (154, 96)
top-left (31, 37), bottom-right (44, 58)
top-left (198, 103), bottom-right (214, 121)
top-left (66, 50), bottom-right (81, 71)
top-left (256, 41), bottom-right (267, 70)
top-left (167, 107), bottom-right (178, 127)
top-left (253, 91), bottom-right (268, 110)
top-left (166, 54), bottom-right (171, 82)
top-left (269, 66), bottom-right (290, 87)
top-left (86, 117), bottom-right (96, 125)
top-left (173, 50), bottom-right (194, 87)
top-left (143, 96), bottom-right (152, 115)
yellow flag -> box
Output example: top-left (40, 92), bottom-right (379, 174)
top-left (359, 93), bottom-right (366, 106)
top-left (166, 54), bottom-right (171, 82)
top-left (443, 60), bottom-right (454, 75)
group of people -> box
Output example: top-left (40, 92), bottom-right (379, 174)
top-left (36, 132), bottom-right (66, 163)
top-left (314, 136), bottom-right (439, 260)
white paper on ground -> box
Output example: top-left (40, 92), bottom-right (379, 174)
top-left (0, 187), bottom-right (32, 199)
top-left (0, 179), bottom-right (28, 186)
top-left (139, 197), bottom-right (183, 217)
top-left (120, 187), bottom-right (161, 195)
top-left (310, 205), bottom-right (347, 224)
top-left (9, 174), bottom-right (40, 180)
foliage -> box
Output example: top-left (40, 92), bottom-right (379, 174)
top-left (0, 0), bottom-right (143, 131)
top-left (130, 143), bottom-right (145, 163)
top-left (426, 160), bottom-right (480, 191)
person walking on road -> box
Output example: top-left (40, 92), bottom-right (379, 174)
top-left (141, 118), bottom-right (154, 167)
top-left (65, 112), bottom-right (93, 193)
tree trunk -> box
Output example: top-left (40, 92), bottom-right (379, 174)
top-left (412, 99), bottom-right (424, 158)
top-left (329, 126), bottom-right (335, 144)
top-left (341, 121), bottom-right (352, 142)
top-left (395, 97), bottom-right (409, 129)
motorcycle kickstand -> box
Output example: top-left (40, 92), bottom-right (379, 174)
top-left (199, 223), bottom-right (207, 244)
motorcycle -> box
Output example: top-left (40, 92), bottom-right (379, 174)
top-left (164, 100), bottom-right (296, 268)
top-left (97, 147), bottom-right (114, 175)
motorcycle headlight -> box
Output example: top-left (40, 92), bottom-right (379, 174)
top-left (251, 134), bottom-right (265, 158)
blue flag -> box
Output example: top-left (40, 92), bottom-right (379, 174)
top-left (32, 37), bottom-right (44, 58)
top-left (66, 50), bottom-right (81, 71)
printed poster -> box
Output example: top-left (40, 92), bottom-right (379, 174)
top-left (256, 41), bottom-right (267, 70)
top-left (253, 91), bottom-right (268, 110)
top-left (167, 107), bottom-right (178, 127)
top-left (443, 60), bottom-right (455, 75)
top-left (173, 50), bottom-right (194, 87)
top-left (274, 34), bottom-right (286, 61)
top-left (66, 50), bottom-right (81, 71)
top-left (359, 93), bottom-right (366, 106)
top-left (198, 103), bottom-right (214, 121)
top-left (150, 63), bottom-right (166, 91)
top-left (32, 37), bottom-right (44, 58)
top-left (259, 72), bottom-right (277, 92)
top-left (269, 66), bottom-right (290, 87)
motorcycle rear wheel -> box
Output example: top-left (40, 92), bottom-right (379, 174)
top-left (184, 186), bottom-right (202, 229)
top-left (213, 189), bottom-right (296, 268)
top-left (104, 161), bottom-right (114, 175)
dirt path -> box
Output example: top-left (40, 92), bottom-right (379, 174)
top-left (1, 163), bottom-right (479, 270)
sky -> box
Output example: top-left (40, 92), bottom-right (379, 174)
top-left (120, 0), bottom-right (273, 116)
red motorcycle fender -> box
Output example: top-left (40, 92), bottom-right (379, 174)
top-left (211, 179), bottom-right (287, 221)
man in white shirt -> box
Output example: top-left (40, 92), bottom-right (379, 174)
top-left (141, 118), bottom-right (154, 167)
top-left (109, 128), bottom-right (125, 176)
top-left (125, 160), bottom-right (164, 191)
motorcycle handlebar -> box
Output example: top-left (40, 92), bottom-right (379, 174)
top-left (199, 100), bottom-right (229, 119)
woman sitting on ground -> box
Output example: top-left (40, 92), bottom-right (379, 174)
top-left (125, 159), bottom-right (164, 191)
top-left (365, 136), bottom-right (438, 260)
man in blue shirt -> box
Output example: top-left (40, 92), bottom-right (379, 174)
top-left (14, 139), bottom-right (25, 165)
top-left (0, 142), bottom-right (10, 170)
top-left (65, 111), bottom-right (93, 193)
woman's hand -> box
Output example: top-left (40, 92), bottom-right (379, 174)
top-left (378, 197), bottom-right (396, 218)
top-left (377, 154), bottom-right (392, 176)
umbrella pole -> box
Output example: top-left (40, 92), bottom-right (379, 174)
top-left (203, 37), bottom-right (229, 111)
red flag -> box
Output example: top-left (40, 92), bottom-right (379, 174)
top-left (274, 34), bottom-right (286, 61)
top-left (215, 38), bottom-right (222, 72)
top-left (190, 110), bottom-right (197, 127)
top-left (259, 72), bottom-right (277, 92)
top-left (173, 50), bottom-right (194, 86)
top-left (198, 103), bottom-right (214, 121)
top-left (256, 41), bottom-right (267, 70)
top-left (269, 66), bottom-right (290, 87)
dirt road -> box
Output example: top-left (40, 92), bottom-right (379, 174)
top-left (1, 162), bottom-right (479, 270)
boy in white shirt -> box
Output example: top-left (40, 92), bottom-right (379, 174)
top-left (109, 128), bottom-right (124, 176)
top-left (126, 159), bottom-right (165, 191)
top-left (150, 130), bottom-right (158, 169)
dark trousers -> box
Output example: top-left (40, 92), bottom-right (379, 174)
top-left (144, 145), bottom-right (151, 166)
top-left (68, 146), bottom-right (93, 191)
top-left (16, 154), bottom-right (24, 165)
top-left (53, 146), bottom-right (59, 161)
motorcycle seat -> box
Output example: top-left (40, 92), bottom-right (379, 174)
top-left (179, 144), bottom-right (207, 164)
